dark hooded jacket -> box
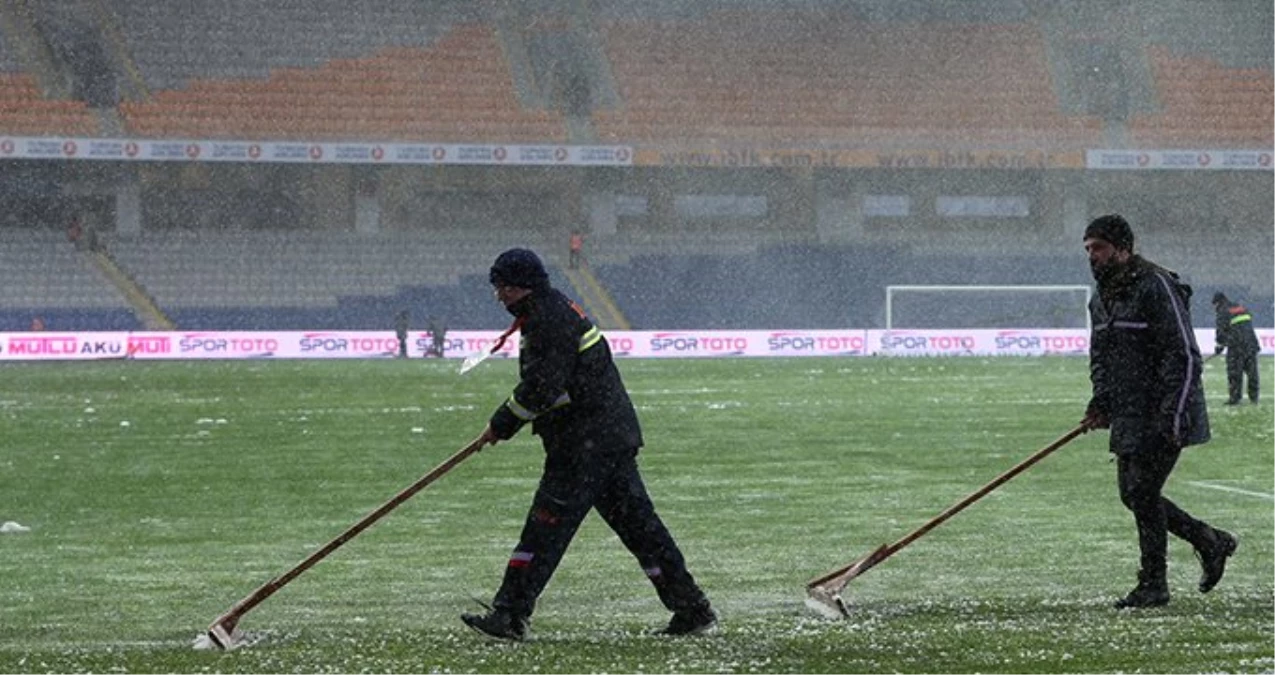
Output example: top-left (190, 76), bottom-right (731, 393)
top-left (1087, 256), bottom-right (1210, 453)
top-left (1213, 299), bottom-right (1260, 355)
top-left (488, 286), bottom-right (643, 455)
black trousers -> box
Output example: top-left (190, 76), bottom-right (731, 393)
top-left (1226, 349), bottom-right (1260, 403)
top-left (1116, 441), bottom-right (1215, 581)
top-left (492, 446), bottom-right (708, 619)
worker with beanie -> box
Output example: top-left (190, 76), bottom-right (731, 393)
top-left (1079, 214), bottom-right (1236, 609)
top-left (1211, 291), bottom-right (1261, 405)
top-left (462, 247), bottom-right (716, 641)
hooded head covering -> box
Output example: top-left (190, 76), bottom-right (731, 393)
top-left (1083, 214), bottom-right (1135, 252)
top-left (489, 248), bottom-right (549, 290)
top-left (1212, 292), bottom-right (1229, 306)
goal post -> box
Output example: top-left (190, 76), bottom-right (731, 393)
top-left (885, 285), bottom-right (1092, 331)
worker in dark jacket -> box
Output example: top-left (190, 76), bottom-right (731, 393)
top-left (394, 309), bottom-right (410, 358)
top-left (1212, 292), bottom-right (1260, 405)
top-left (1079, 215), bottom-right (1237, 609)
top-left (462, 248), bottom-right (715, 641)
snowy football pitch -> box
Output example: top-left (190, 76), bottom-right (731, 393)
top-left (1, 356), bottom-right (1271, 673)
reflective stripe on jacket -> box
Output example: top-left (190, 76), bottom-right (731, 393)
top-left (1088, 256), bottom-right (1210, 451)
top-left (489, 287), bottom-right (643, 454)
top-left (1215, 302), bottom-right (1260, 354)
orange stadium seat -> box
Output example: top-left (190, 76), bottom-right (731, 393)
top-left (0, 73), bottom-right (100, 136)
top-left (1129, 46), bottom-right (1273, 148)
top-left (594, 11), bottom-right (1103, 149)
top-left (119, 23), bottom-right (566, 144)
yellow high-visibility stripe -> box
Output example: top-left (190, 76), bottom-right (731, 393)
top-left (1230, 313), bottom-right (1252, 325)
top-left (504, 328), bottom-right (601, 422)
top-left (506, 396), bottom-right (536, 421)
top-left (507, 391), bottom-right (572, 421)
top-left (579, 326), bottom-right (602, 352)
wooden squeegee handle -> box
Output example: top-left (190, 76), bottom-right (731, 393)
top-left (808, 424), bottom-right (1086, 589)
top-left (209, 436), bottom-right (485, 630)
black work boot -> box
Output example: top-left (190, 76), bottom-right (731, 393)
top-left (461, 608), bottom-right (529, 641)
top-left (660, 605), bottom-right (717, 636)
top-left (1114, 572), bottom-right (1170, 609)
top-left (1197, 530), bottom-right (1238, 593)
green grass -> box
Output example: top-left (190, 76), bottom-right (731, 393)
top-left (0, 356), bottom-right (1271, 673)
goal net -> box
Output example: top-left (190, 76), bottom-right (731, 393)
top-left (885, 285), bottom-right (1091, 330)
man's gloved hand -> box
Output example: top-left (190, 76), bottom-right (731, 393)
top-left (478, 424), bottom-right (502, 450)
top-left (1080, 408), bottom-right (1109, 432)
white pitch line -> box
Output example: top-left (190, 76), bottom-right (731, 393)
top-left (1188, 481), bottom-right (1275, 501)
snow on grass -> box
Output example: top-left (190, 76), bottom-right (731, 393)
top-left (0, 357), bottom-right (1269, 673)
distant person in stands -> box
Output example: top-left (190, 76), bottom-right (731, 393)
top-left (395, 309), bottom-right (410, 359)
top-left (427, 316), bottom-right (447, 358)
top-left (67, 217), bottom-right (84, 250)
top-left (1079, 214), bottom-right (1235, 609)
top-left (1211, 292), bottom-right (1260, 405)
top-left (29, 316), bottom-right (45, 331)
top-left (569, 230), bottom-right (585, 269)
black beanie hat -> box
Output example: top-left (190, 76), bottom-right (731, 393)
top-left (489, 248), bottom-right (549, 290)
top-left (1083, 214), bottom-right (1135, 252)
top-left (1212, 292), bottom-right (1228, 305)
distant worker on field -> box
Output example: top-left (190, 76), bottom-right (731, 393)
top-left (1079, 214), bottom-right (1236, 609)
top-left (427, 316), bottom-right (447, 358)
top-left (1211, 292), bottom-right (1260, 405)
top-left (568, 230), bottom-right (585, 269)
top-left (395, 309), bottom-right (410, 359)
top-left (461, 248), bottom-right (715, 641)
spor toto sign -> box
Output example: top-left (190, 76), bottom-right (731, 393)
top-left (993, 330), bottom-right (1088, 354)
top-left (0, 329), bottom-right (1269, 360)
top-left (767, 332), bottom-right (865, 354)
top-left (878, 331), bottom-right (977, 354)
top-left (648, 332), bottom-right (748, 355)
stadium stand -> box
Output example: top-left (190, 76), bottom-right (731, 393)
top-left (103, 0), bottom-right (480, 90)
top-left (102, 231), bottom-right (542, 330)
top-left (106, 0), bottom-right (568, 144)
top-left (592, 241), bottom-right (1271, 331)
top-left (0, 73), bottom-right (99, 136)
top-left (593, 11), bottom-right (1104, 149)
top-left (118, 29), bottom-right (567, 142)
top-left (0, 17), bottom-right (101, 139)
top-left (592, 242), bottom-right (1088, 330)
top-left (1139, 231), bottom-right (1275, 301)
top-left (56, 226), bottom-right (1104, 332)
top-left (0, 230), bottom-right (139, 331)
top-left (1128, 46), bottom-right (1274, 148)
top-left (0, 1), bottom-right (1268, 333)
